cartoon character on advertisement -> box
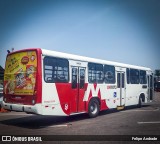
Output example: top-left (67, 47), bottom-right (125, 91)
top-left (15, 72), bottom-right (26, 89)
top-left (27, 51), bottom-right (36, 62)
top-left (25, 65), bottom-right (36, 90)
top-left (4, 80), bottom-right (15, 94)
top-left (26, 65), bottom-right (35, 78)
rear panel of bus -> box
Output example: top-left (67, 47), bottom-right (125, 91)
top-left (3, 49), bottom-right (42, 107)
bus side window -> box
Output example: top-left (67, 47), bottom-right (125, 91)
top-left (72, 68), bottom-right (77, 89)
top-left (104, 65), bottom-right (115, 84)
top-left (88, 63), bottom-right (103, 83)
top-left (130, 69), bottom-right (139, 84)
top-left (117, 73), bottom-right (120, 88)
top-left (126, 68), bottom-right (130, 84)
top-left (140, 70), bottom-right (147, 84)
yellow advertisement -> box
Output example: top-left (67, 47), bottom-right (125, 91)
top-left (4, 51), bottom-right (37, 95)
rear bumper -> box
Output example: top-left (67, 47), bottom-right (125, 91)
top-left (2, 101), bottom-right (67, 116)
top-left (2, 101), bottom-right (42, 114)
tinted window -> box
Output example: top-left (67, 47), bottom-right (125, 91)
top-left (88, 63), bottom-right (103, 83)
top-left (117, 73), bottom-right (120, 88)
top-left (44, 57), bottom-right (69, 83)
top-left (104, 65), bottom-right (115, 84)
top-left (72, 67), bottom-right (77, 88)
top-left (140, 70), bottom-right (147, 84)
top-left (126, 68), bottom-right (130, 84)
top-left (80, 69), bottom-right (85, 89)
top-left (150, 75), bottom-right (153, 88)
top-left (130, 69), bottom-right (139, 84)
top-left (122, 73), bottom-right (125, 88)
top-left (117, 73), bottom-right (125, 88)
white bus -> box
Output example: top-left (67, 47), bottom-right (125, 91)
top-left (2, 48), bottom-right (154, 117)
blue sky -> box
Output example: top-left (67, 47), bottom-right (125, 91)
top-left (0, 0), bottom-right (160, 70)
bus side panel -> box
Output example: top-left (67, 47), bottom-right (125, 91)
top-left (55, 83), bottom-right (72, 115)
top-left (56, 83), bottom-right (87, 114)
top-left (41, 59), bottom-right (67, 115)
top-left (125, 84), bottom-right (148, 106)
top-left (84, 84), bottom-right (112, 112)
top-left (41, 82), bottom-right (68, 115)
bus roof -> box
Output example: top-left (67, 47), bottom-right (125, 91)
top-left (41, 48), bottom-right (152, 71)
top-left (7, 48), bottom-right (152, 71)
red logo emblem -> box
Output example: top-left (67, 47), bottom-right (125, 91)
top-left (21, 56), bottom-right (29, 64)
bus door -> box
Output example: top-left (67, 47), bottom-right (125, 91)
top-left (117, 72), bottom-right (126, 106)
top-left (71, 67), bottom-right (86, 113)
top-left (148, 74), bottom-right (154, 101)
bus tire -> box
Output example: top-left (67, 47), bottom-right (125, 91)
top-left (88, 98), bottom-right (100, 118)
top-left (138, 96), bottom-right (142, 108)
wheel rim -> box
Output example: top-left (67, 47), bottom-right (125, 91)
top-left (90, 102), bottom-right (98, 114)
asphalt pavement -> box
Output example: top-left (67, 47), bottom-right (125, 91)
top-left (0, 92), bottom-right (160, 144)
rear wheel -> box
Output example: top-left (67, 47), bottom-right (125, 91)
top-left (88, 99), bottom-right (100, 118)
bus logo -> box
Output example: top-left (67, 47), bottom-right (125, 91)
top-left (21, 56), bottom-right (29, 65)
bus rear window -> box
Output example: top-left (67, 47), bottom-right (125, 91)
top-left (4, 51), bottom-right (37, 95)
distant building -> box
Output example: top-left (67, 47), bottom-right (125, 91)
top-left (0, 66), bottom-right (4, 84)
